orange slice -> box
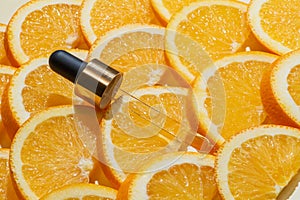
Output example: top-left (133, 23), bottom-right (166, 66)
top-left (1, 50), bottom-right (88, 138)
top-left (165, 0), bottom-right (250, 83)
top-left (80, 0), bottom-right (162, 46)
top-left (0, 148), bottom-right (10, 199)
top-left (150, 0), bottom-right (200, 23)
top-left (10, 106), bottom-right (96, 199)
top-left (6, 0), bottom-right (87, 66)
top-left (0, 148), bottom-right (19, 199)
top-left (248, 0), bottom-right (300, 55)
top-left (261, 49), bottom-right (300, 128)
top-left (41, 183), bottom-right (117, 200)
top-left (99, 86), bottom-right (200, 188)
top-left (0, 24), bottom-right (11, 66)
top-left (88, 24), bottom-right (167, 73)
top-left (118, 64), bottom-right (169, 93)
top-left (216, 125), bottom-right (300, 199)
top-left (117, 152), bottom-right (221, 199)
top-left (0, 65), bottom-right (16, 147)
top-left (193, 51), bottom-right (278, 144)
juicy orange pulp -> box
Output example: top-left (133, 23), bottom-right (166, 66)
top-left (22, 65), bottom-right (73, 113)
top-left (174, 2), bottom-right (249, 60)
top-left (20, 4), bottom-right (83, 58)
top-left (147, 164), bottom-right (220, 199)
top-left (228, 134), bottom-right (300, 198)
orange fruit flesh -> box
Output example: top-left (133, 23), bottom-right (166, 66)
top-left (19, 114), bottom-right (91, 198)
top-left (111, 118), bottom-right (170, 153)
top-left (119, 64), bottom-right (168, 94)
top-left (22, 65), bottom-right (73, 114)
top-left (94, 29), bottom-right (166, 73)
top-left (108, 48), bottom-right (166, 73)
top-left (0, 73), bottom-right (14, 147)
top-left (102, 87), bottom-right (199, 183)
top-left (206, 60), bottom-right (269, 140)
top-left (0, 150), bottom-right (9, 199)
top-left (147, 164), bottom-right (220, 199)
top-left (41, 183), bottom-right (117, 200)
top-left (0, 30), bottom-right (10, 65)
top-left (111, 92), bottom-right (184, 154)
top-left (175, 4), bottom-right (249, 60)
top-left (228, 134), bottom-right (300, 199)
top-left (259, 0), bottom-right (300, 51)
top-left (89, 0), bottom-right (161, 39)
top-left (161, 0), bottom-right (199, 16)
top-left (287, 65), bottom-right (300, 105)
top-left (19, 4), bottom-right (84, 60)
top-left (0, 149), bottom-right (19, 199)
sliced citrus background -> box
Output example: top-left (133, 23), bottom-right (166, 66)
top-left (10, 105), bottom-right (97, 199)
top-left (100, 86), bottom-right (200, 188)
top-left (0, 24), bottom-right (11, 65)
top-left (1, 50), bottom-right (87, 138)
top-left (165, 0), bottom-right (250, 83)
top-left (193, 51), bottom-right (278, 144)
top-left (117, 152), bottom-right (221, 199)
top-left (248, 0), bottom-right (300, 55)
top-left (0, 148), bottom-right (19, 199)
top-left (0, 65), bottom-right (16, 148)
top-left (6, 0), bottom-right (87, 66)
top-left (80, 0), bottom-right (162, 46)
top-left (0, 0), bottom-right (298, 198)
top-left (88, 24), bottom-right (167, 73)
top-left (216, 125), bottom-right (300, 199)
top-left (261, 49), bottom-right (300, 128)
top-left (118, 64), bottom-right (168, 94)
top-left (150, 0), bottom-right (200, 23)
top-left (41, 183), bottom-right (117, 200)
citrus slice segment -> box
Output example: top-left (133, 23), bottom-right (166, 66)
top-left (216, 125), bottom-right (300, 199)
top-left (88, 24), bottom-right (167, 73)
top-left (150, 0), bottom-right (200, 23)
top-left (41, 183), bottom-right (117, 200)
top-left (261, 49), bottom-right (300, 128)
top-left (1, 50), bottom-right (87, 138)
top-left (0, 148), bottom-right (19, 199)
top-left (117, 152), bottom-right (221, 199)
top-left (165, 0), bottom-right (250, 83)
top-left (0, 149), bottom-right (10, 199)
top-left (99, 86), bottom-right (199, 188)
top-left (0, 65), bottom-right (16, 147)
top-left (10, 105), bottom-right (95, 199)
top-left (0, 24), bottom-right (11, 66)
top-left (80, 0), bottom-right (162, 46)
top-left (193, 51), bottom-right (278, 144)
top-left (248, 0), bottom-right (300, 55)
top-left (6, 0), bottom-right (87, 66)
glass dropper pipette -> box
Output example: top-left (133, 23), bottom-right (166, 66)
top-left (48, 50), bottom-right (214, 155)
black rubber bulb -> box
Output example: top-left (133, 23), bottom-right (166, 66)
top-left (48, 50), bottom-right (123, 109)
top-left (49, 50), bottom-right (87, 83)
